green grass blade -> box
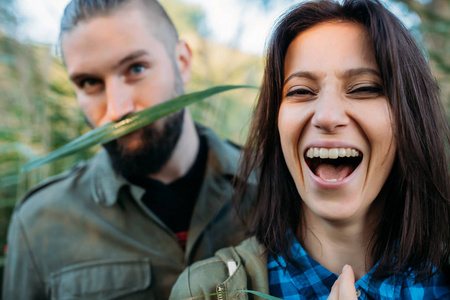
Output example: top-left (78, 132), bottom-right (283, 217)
top-left (22, 85), bottom-right (257, 172)
top-left (238, 290), bottom-right (283, 300)
top-left (183, 290), bottom-right (283, 300)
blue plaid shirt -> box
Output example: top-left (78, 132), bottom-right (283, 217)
top-left (268, 237), bottom-right (450, 299)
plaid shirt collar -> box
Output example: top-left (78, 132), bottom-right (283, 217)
top-left (267, 236), bottom-right (449, 300)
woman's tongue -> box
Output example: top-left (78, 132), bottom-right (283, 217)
top-left (315, 163), bottom-right (354, 181)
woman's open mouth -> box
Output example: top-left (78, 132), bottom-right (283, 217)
top-left (305, 147), bottom-right (363, 182)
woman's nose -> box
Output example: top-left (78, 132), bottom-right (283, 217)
top-left (311, 91), bottom-right (349, 132)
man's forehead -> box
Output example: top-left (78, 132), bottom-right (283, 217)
top-left (64, 1), bottom-right (155, 35)
top-left (60, 0), bottom-right (175, 62)
top-left (62, 6), bottom-right (158, 51)
top-left (61, 13), bottom-right (168, 77)
top-left (61, 0), bottom-right (172, 39)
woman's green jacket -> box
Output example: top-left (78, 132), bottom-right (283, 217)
top-left (169, 237), bottom-right (269, 300)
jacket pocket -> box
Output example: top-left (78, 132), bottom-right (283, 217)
top-left (49, 258), bottom-right (151, 300)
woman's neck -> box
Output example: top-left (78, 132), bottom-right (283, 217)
top-left (299, 212), bottom-right (378, 281)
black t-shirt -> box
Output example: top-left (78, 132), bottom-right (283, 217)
top-left (128, 135), bottom-right (208, 249)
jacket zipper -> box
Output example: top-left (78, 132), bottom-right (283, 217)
top-left (217, 284), bottom-right (225, 300)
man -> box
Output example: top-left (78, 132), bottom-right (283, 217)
top-left (2, 0), bottom-right (254, 298)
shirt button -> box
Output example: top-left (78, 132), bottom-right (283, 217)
top-left (356, 288), bottom-right (362, 298)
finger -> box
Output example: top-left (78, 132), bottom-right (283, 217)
top-left (339, 265), bottom-right (358, 300)
top-left (327, 276), bottom-right (340, 300)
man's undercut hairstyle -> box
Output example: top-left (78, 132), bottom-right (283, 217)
top-left (237, 0), bottom-right (450, 281)
top-left (60, 0), bottom-right (179, 55)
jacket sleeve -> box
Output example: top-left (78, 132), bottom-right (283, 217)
top-left (2, 211), bottom-right (47, 300)
top-left (169, 266), bottom-right (194, 300)
top-left (170, 258), bottom-right (231, 300)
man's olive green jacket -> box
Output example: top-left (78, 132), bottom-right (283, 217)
top-left (2, 126), bottom-right (255, 300)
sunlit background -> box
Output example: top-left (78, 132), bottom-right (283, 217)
top-left (14, 0), bottom-right (422, 55)
top-left (0, 0), bottom-right (449, 289)
top-left (15, 0), bottom-right (293, 55)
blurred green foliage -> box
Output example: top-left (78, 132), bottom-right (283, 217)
top-left (397, 0), bottom-right (450, 119)
top-left (161, 0), bottom-right (261, 142)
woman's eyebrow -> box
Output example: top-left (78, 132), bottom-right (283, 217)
top-left (284, 71), bottom-right (317, 85)
top-left (283, 67), bottom-right (381, 86)
top-left (343, 67), bottom-right (381, 78)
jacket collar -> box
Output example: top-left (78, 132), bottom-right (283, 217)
top-left (196, 124), bottom-right (240, 178)
top-left (88, 125), bottom-right (240, 208)
top-left (89, 149), bottom-right (145, 207)
top-left (185, 125), bottom-right (245, 257)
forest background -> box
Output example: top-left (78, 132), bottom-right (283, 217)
top-left (0, 0), bottom-right (449, 289)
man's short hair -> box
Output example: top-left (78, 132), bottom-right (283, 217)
top-left (60, 0), bottom-right (179, 55)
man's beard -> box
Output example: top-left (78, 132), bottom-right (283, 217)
top-left (103, 109), bottom-right (185, 179)
top-left (103, 67), bottom-right (186, 179)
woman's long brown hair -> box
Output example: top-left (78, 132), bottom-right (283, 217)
top-left (237, 0), bottom-right (450, 280)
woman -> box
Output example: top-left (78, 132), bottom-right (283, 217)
top-left (170, 0), bottom-right (450, 299)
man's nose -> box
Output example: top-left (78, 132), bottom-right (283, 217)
top-left (310, 90), bottom-right (349, 132)
top-left (105, 80), bottom-right (135, 122)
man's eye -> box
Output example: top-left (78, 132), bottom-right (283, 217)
top-left (129, 64), bottom-right (146, 75)
top-left (80, 78), bottom-right (100, 88)
top-left (77, 78), bottom-right (103, 93)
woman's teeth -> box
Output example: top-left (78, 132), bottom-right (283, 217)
top-left (306, 147), bottom-right (360, 159)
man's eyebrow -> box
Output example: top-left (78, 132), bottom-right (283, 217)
top-left (69, 50), bottom-right (149, 83)
top-left (70, 73), bottom-right (89, 83)
top-left (284, 71), bottom-right (317, 85)
top-left (113, 50), bottom-right (149, 70)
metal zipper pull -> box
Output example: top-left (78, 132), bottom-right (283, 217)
top-left (216, 284), bottom-right (225, 300)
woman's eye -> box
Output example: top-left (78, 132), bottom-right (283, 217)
top-left (349, 85), bottom-right (383, 96)
top-left (129, 64), bottom-right (146, 75)
top-left (286, 89), bottom-right (315, 97)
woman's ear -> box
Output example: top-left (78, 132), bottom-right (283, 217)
top-left (175, 40), bottom-right (192, 84)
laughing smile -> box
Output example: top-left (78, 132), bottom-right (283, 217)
top-left (305, 147), bottom-right (363, 182)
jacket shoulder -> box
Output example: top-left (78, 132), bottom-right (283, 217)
top-left (170, 255), bottom-right (231, 299)
top-left (19, 161), bottom-right (88, 205)
top-left (170, 238), bottom-right (268, 299)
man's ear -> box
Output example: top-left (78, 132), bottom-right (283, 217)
top-left (175, 40), bottom-right (192, 84)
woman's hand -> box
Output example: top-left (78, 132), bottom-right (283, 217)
top-left (327, 265), bottom-right (358, 300)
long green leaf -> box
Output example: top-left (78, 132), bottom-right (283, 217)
top-left (238, 290), bottom-right (283, 300)
top-left (22, 85), bottom-right (257, 172)
top-left (184, 290), bottom-right (283, 300)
